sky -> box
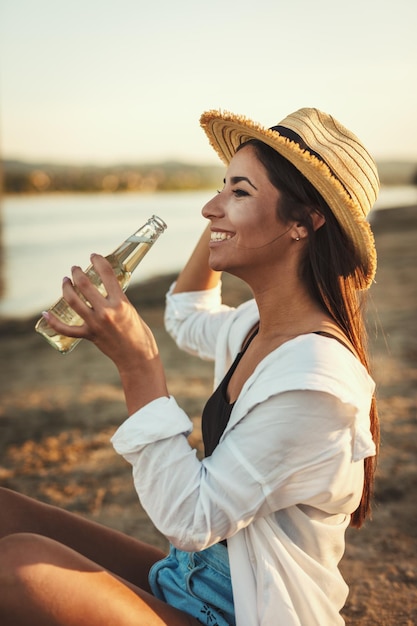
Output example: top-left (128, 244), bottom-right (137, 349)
top-left (0, 0), bottom-right (416, 166)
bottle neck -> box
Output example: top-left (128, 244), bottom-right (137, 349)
top-left (111, 215), bottom-right (167, 274)
top-left (130, 215), bottom-right (167, 243)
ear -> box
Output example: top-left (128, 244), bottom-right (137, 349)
top-left (310, 210), bottom-right (326, 232)
top-left (292, 210), bottom-right (326, 239)
top-left (291, 224), bottom-right (308, 241)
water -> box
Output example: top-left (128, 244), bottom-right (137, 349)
top-left (0, 186), bottom-right (416, 319)
top-left (0, 191), bottom-right (212, 318)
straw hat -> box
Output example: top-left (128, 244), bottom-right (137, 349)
top-left (200, 108), bottom-right (379, 289)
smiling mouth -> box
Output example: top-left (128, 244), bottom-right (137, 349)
top-left (210, 231), bottom-right (233, 242)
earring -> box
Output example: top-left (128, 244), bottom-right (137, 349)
top-left (295, 236), bottom-right (300, 241)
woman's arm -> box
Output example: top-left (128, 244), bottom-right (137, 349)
top-left (112, 390), bottom-right (360, 551)
top-left (172, 223), bottom-right (221, 294)
top-left (42, 256), bottom-right (169, 415)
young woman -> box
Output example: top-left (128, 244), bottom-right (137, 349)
top-left (0, 108), bottom-right (379, 626)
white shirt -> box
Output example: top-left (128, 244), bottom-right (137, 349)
top-left (111, 283), bottom-right (376, 626)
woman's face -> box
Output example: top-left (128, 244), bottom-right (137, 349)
top-left (202, 145), bottom-right (294, 280)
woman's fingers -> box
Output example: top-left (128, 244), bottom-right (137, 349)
top-left (41, 276), bottom-right (90, 338)
top-left (69, 255), bottom-right (125, 309)
top-left (43, 255), bottom-right (122, 338)
top-left (43, 254), bottom-right (151, 364)
top-left (89, 254), bottom-right (123, 301)
top-left (63, 272), bottom-right (94, 315)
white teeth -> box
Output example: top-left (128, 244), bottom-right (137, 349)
top-left (211, 232), bottom-right (232, 241)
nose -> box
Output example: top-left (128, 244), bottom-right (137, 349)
top-left (201, 192), bottom-right (224, 220)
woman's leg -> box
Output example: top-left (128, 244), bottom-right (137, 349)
top-left (0, 486), bottom-right (163, 591)
top-left (0, 533), bottom-right (200, 626)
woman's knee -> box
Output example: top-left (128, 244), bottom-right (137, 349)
top-left (0, 532), bottom-right (66, 586)
top-left (0, 532), bottom-right (45, 577)
top-left (0, 532), bottom-right (87, 612)
top-left (0, 533), bottom-right (38, 605)
top-left (0, 533), bottom-right (79, 622)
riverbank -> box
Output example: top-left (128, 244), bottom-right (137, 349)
top-left (1, 205), bottom-right (416, 624)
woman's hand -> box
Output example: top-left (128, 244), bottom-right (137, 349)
top-left (43, 254), bottom-right (169, 413)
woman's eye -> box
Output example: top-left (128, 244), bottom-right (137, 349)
top-left (216, 186), bottom-right (249, 197)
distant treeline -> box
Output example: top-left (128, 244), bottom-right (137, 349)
top-left (1, 160), bottom-right (224, 194)
top-left (1, 158), bottom-right (417, 194)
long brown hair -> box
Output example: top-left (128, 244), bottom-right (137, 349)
top-left (238, 139), bottom-right (379, 527)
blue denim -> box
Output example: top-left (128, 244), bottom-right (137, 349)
top-left (149, 543), bottom-right (236, 626)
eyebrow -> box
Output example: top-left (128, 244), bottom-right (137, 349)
top-left (224, 176), bottom-right (258, 190)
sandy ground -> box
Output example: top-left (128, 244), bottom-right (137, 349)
top-left (0, 204), bottom-right (416, 624)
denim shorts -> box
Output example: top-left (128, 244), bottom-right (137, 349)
top-left (148, 542), bottom-right (236, 626)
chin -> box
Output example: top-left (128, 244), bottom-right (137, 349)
top-left (208, 258), bottom-right (224, 272)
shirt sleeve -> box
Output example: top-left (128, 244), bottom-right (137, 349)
top-left (164, 282), bottom-right (234, 361)
top-left (111, 389), bottom-right (365, 552)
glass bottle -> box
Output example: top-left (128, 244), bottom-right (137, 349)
top-left (35, 214), bottom-right (167, 354)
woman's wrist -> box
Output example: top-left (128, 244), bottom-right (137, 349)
top-left (118, 355), bottom-right (169, 415)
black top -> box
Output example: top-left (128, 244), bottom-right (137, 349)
top-left (202, 327), bottom-right (259, 458)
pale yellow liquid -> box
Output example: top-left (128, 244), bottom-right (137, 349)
top-left (35, 243), bottom-right (151, 354)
